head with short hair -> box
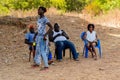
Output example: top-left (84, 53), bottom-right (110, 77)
top-left (54, 23), bottom-right (60, 32)
top-left (87, 24), bottom-right (95, 32)
top-left (38, 6), bottom-right (47, 15)
top-left (28, 24), bottom-right (35, 33)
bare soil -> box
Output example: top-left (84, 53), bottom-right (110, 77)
top-left (0, 13), bottom-right (120, 80)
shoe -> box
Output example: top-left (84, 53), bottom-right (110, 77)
top-left (57, 59), bottom-right (62, 62)
top-left (74, 58), bottom-right (79, 61)
top-left (76, 52), bottom-right (79, 58)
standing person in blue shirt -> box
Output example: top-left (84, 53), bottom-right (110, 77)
top-left (25, 25), bottom-right (36, 62)
top-left (33, 6), bottom-right (53, 70)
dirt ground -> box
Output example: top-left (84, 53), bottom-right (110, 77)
top-left (0, 13), bottom-right (120, 80)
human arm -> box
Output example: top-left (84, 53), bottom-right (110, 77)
top-left (33, 32), bottom-right (38, 41)
top-left (93, 34), bottom-right (98, 42)
top-left (44, 22), bottom-right (53, 40)
top-left (48, 31), bottom-right (54, 42)
top-left (24, 39), bottom-right (33, 46)
top-left (61, 30), bottom-right (69, 39)
top-left (24, 33), bottom-right (33, 45)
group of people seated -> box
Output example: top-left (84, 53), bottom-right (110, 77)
top-left (25, 23), bottom-right (98, 69)
top-left (24, 6), bottom-right (99, 70)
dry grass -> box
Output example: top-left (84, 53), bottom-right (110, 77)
top-left (2, 8), bottom-right (120, 28)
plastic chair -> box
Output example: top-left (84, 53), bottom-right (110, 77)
top-left (80, 32), bottom-right (102, 58)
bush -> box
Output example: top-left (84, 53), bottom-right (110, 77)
top-left (50, 0), bottom-right (66, 11)
top-left (0, 4), bottom-right (9, 15)
top-left (85, 0), bottom-right (120, 15)
top-left (65, 0), bottom-right (86, 12)
top-left (1, 0), bottom-right (120, 15)
top-left (84, 0), bottom-right (102, 15)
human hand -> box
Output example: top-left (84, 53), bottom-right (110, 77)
top-left (48, 42), bottom-right (51, 46)
top-left (43, 36), bottom-right (47, 41)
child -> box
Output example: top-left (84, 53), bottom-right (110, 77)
top-left (33, 6), bottom-right (53, 70)
top-left (85, 24), bottom-right (98, 60)
top-left (25, 25), bottom-right (36, 62)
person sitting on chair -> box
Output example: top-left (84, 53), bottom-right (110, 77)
top-left (84, 24), bottom-right (98, 60)
top-left (50, 23), bottom-right (79, 61)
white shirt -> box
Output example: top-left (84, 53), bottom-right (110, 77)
top-left (53, 30), bottom-right (67, 42)
top-left (86, 31), bottom-right (96, 42)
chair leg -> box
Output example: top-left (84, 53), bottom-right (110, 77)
top-left (63, 49), bottom-right (65, 57)
top-left (63, 48), bottom-right (72, 59)
top-left (82, 46), bottom-right (85, 56)
top-left (54, 48), bottom-right (57, 59)
top-left (98, 46), bottom-right (102, 58)
top-left (85, 47), bottom-right (89, 58)
top-left (69, 50), bottom-right (72, 59)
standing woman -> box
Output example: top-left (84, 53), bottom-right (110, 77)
top-left (33, 6), bottom-right (53, 70)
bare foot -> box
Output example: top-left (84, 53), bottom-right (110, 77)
top-left (32, 64), bottom-right (39, 68)
top-left (94, 56), bottom-right (97, 60)
top-left (40, 67), bottom-right (49, 71)
top-left (48, 60), bottom-right (53, 65)
top-left (92, 54), bottom-right (94, 58)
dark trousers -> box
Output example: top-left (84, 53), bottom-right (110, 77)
top-left (55, 40), bottom-right (78, 60)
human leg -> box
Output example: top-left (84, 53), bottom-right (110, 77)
top-left (86, 42), bottom-right (94, 58)
top-left (91, 42), bottom-right (97, 60)
top-left (33, 45), bottom-right (41, 66)
top-left (29, 51), bottom-right (32, 62)
top-left (64, 40), bottom-right (78, 60)
top-left (55, 41), bottom-right (64, 60)
top-left (33, 36), bottom-right (41, 66)
top-left (32, 46), bottom-right (36, 60)
top-left (40, 39), bottom-right (49, 67)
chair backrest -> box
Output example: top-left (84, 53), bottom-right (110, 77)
top-left (80, 31), bottom-right (86, 40)
top-left (96, 39), bottom-right (100, 47)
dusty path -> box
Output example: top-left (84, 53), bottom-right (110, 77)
top-left (0, 14), bottom-right (120, 80)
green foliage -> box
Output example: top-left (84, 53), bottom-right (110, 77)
top-left (85, 0), bottom-right (102, 15)
top-left (0, 4), bottom-right (9, 15)
top-left (50, 0), bottom-right (66, 10)
top-left (0, 0), bottom-right (86, 15)
top-left (65, 0), bottom-right (86, 12)
top-left (0, 0), bottom-right (120, 15)
top-left (85, 0), bottom-right (120, 15)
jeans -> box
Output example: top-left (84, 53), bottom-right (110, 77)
top-left (55, 40), bottom-right (78, 60)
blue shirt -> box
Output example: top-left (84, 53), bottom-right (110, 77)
top-left (25, 32), bottom-right (35, 43)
